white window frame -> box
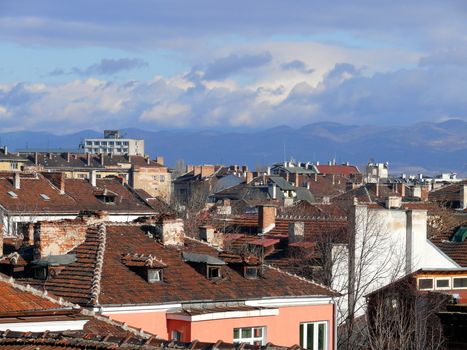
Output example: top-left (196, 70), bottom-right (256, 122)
top-left (233, 326), bottom-right (266, 345)
top-left (435, 277), bottom-right (451, 290)
top-left (300, 321), bottom-right (328, 350)
top-left (417, 277), bottom-right (434, 290)
top-left (452, 277), bottom-right (467, 289)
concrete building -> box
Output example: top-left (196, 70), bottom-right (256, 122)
top-left (83, 130), bottom-right (144, 156)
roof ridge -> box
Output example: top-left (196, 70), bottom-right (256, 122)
top-left (263, 264), bottom-right (339, 296)
top-left (90, 223), bottom-right (106, 305)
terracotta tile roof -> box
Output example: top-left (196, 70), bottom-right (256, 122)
top-left (0, 330), bottom-right (295, 349)
top-left (36, 224), bottom-right (336, 306)
top-left (429, 218), bottom-right (467, 267)
top-left (0, 174), bottom-right (156, 215)
top-left (0, 278), bottom-right (61, 314)
top-left (316, 164), bottom-right (360, 176)
top-left (306, 175), bottom-right (348, 199)
top-left (429, 183), bottom-right (465, 203)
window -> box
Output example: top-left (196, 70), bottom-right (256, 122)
top-left (34, 267), bottom-right (48, 280)
top-left (160, 175), bottom-right (165, 182)
top-left (418, 278), bottom-right (434, 290)
top-left (86, 141), bottom-right (92, 146)
top-left (207, 266), bottom-right (221, 279)
top-left (436, 278), bottom-right (451, 290)
top-left (171, 330), bottom-right (182, 342)
top-left (245, 266), bottom-right (258, 279)
top-left (8, 191), bottom-right (18, 198)
top-left (300, 322), bottom-right (327, 350)
top-left (10, 162), bottom-right (18, 170)
top-left (147, 269), bottom-right (162, 283)
top-left (453, 277), bottom-right (467, 289)
top-left (233, 327), bottom-right (266, 345)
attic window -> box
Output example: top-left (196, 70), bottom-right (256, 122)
top-left (8, 191), bottom-right (17, 198)
top-left (96, 194), bottom-right (116, 204)
top-left (147, 268), bottom-right (163, 283)
top-left (208, 266), bottom-right (221, 279)
top-left (40, 193), bottom-right (50, 200)
top-left (244, 266), bottom-right (259, 279)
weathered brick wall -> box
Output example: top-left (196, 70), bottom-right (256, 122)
top-left (34, 219), bottom-right (88, 258)
top-left (161, 218), bottom-right (184, 247)
top-left (258, 205), bottom-right (276, 233)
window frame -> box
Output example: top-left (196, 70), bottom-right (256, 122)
top-left (233, 326), bottom-right (266, 345)
top-left (207, 265), bottom-right (221, 279)
top-left (417, 277), bottom-right (434, 290)
top-left (435, 277), bottom-right (451, 290)
top-left (453, 277), bottom-right (467, 289)
top-left (299, 321), bottom-right (328, 350)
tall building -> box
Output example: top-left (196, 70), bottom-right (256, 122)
top-left (83, 130), bottom-right (144, 156)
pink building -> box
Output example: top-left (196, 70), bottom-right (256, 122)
top-left (8, 217), bottom-right (338, 349)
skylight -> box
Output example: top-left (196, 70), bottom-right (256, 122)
top-left (40, 193), bottom-right (50, 200)
top-left (8, 191), bottom-right (17, 198)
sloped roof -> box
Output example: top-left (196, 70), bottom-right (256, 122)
top-left (35, 224), bottom-right (336, 306)
top-left (316, 164), bottom-right (359, 176)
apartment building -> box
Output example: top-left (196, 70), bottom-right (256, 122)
top-left (83, 130), bottom-right (144, 156)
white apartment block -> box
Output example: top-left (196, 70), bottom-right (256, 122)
top-left (83, 130), bottom-right (145, 156)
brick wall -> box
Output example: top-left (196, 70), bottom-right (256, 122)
top-left (33, 219), bottom-right (88, 258)
top-left (258, 205), bottom-right (276, 234)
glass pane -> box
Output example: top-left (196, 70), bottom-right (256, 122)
top-left (454, 278), bottom-right (467, 288)
top-left (436, 279), bottom-right (449, 288)
top-left (318, 324), bottom-right (325, 350)
top-left (233, 328), bottom-right (240, 339)
top-left (300, 324), bottom-right (304, 348)
top-left (418, 278), bottom-right (433, 290)
top-left (254, 327), bottom-right (262, 337)
top-left (242, 328), bottom-right (252, 338)
top-left (307, 323), bottom-right (314, 350)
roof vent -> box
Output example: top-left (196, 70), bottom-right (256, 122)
top-left (8, 191), bottom-right (17, 198)
top-left (40, 193), bottom-right (50, 200)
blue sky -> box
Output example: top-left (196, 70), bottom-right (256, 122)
top-left (0, 0), bottom-right (466, 132)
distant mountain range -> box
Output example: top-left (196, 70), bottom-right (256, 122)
top-left (2, 120), bottom-right (467, 175)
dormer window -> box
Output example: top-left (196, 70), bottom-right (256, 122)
top-left (147, 268), bottom-right (163, 283)
top-left (245, 266), bottom-right (259, 279)
top-left (121, 253), bottom-right (167, 283)
top-left (34, 266), bottom-right (48, 280)
top-left (208, 266), bottom-right (221, 279)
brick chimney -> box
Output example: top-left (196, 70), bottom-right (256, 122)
top-left (33, 219), bottom-right (88, 259)
top-left (43, 172), bottom-right (66, 194)
top-left (288, 221), bottom-right (305, 243)
top-left (156, 156), bottom-right (164, 166)
top-left (199, 225), bottom-right (223, 248)
top-left (246, 171), bottom-right (253, 184)
top-left (160, 217), bottom-right (184, 247)
top-left (13, 172), bottom-right (20, 189)
top-left (258, 205), bottom-right (276, 234)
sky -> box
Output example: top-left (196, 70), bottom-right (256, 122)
top-left (0, 1), bottom-right (466, 133)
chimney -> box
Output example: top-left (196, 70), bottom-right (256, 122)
top-left (269, 183), bottom-right (277, 199)
top-left (160, 217), bottom-right (184, 247)
top-left (48, 152), bottom-right (53, 160)
top-left (87, 153), bottom-right (92, 166)
top-left (43, 172), bottom-right (66, 195)
top-left (156, 156), bottom-right (165, 166)
top-left (288, 222), bottom-right (304, 243)
top-left (90, 170), bottom-right (97, 187)
top-left (199, 225), bottom-right (223, 248)
top-left (314, 173), bottom-right (318, 182)
top-left (3, 146), bottom-right (7, 155)
top-left (386, 196), bottom-right (401, 209)
top-left (100, 153), bottom-right (105, 166)
top-left (242, 165), bottom-right (248, 172)
top-left (146, 157), bottom-right (150, 165)
top-left (405, 209), bottom-right (428, 273)
top-left (461, 184), bottom-right (467, 210)
top-left (13, 172), bottom-right (20, 189)
top-left (66, 152), bottom-right (71, 162)
top-left (34, 152), bottom-right (39, 165)
top-left (258, 205), bottom-right (276, 234)
top-left (0, 222), bottom-right (3, 258)
top-left (246, 171), bottom-right (253, 184)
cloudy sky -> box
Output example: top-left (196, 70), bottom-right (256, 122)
top-left (0, 0), bottom-right (466, 132)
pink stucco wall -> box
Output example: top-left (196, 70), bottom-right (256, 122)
top-left (168, 304), bottom-right (335, 348)
top-left (104, 303), bottom-right (334, 349)
top-left (105, 310), bottom-right (168, 337)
